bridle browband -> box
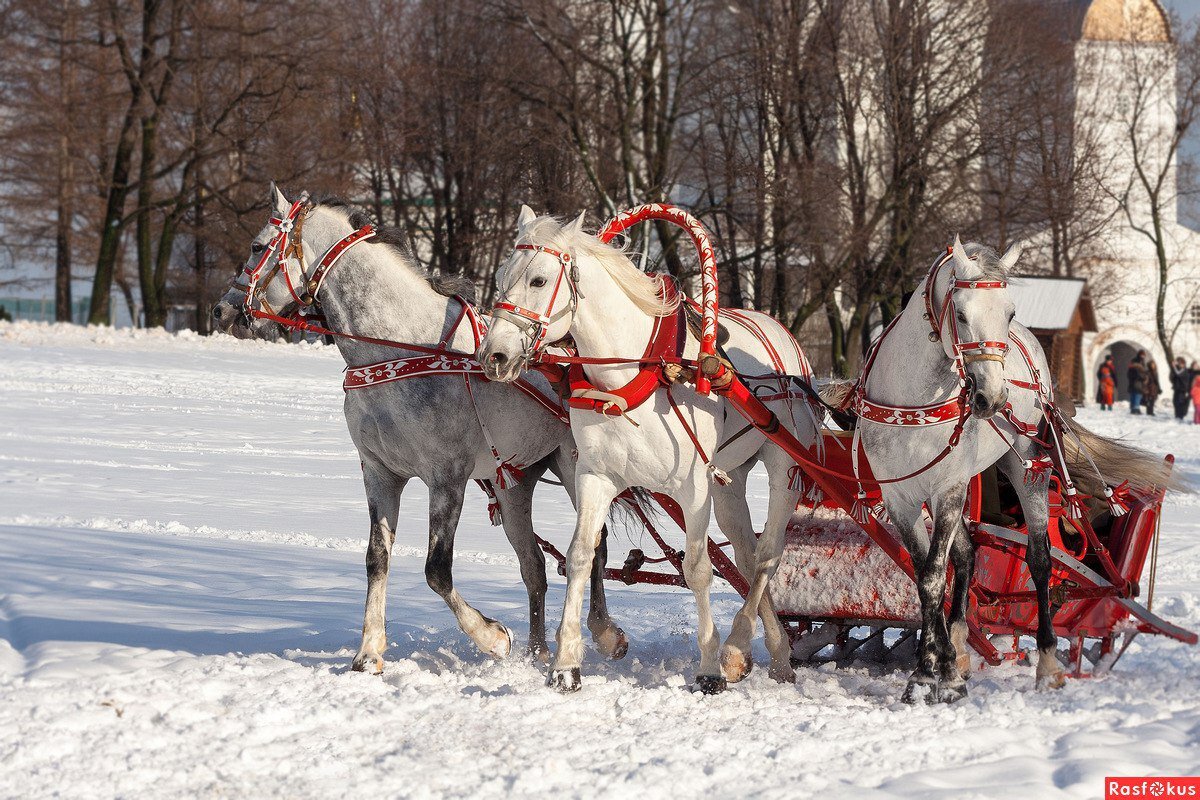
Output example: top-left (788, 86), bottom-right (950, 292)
top-left (489, 243), bottom-right (581, 358)
top-left (228, 193), bottom-right (377, 322)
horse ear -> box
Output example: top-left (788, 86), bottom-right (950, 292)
top-left (998, 240), bottom-right (1024, 272)
top-left (567, 211), bottom-right (586, 234)
top-left (951, 234), bottom-right (972, 271)
top-left (269, 181), bottom-right (288, 214)
top-left (517, 204), bottom-right (537, 234)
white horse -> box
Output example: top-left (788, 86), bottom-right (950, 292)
top-left (478, 207), bottom-right (820, 693)
top-left (830, 238), bottom-right (1175, 702)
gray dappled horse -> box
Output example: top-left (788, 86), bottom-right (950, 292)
top-left (826, 239), bottom-right (1177, 703)
top-left (212, 186), bottom-right (629, 671)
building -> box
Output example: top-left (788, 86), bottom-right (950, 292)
top-left (1065, 0), bottom-right (1200, 401)
top-left (1008, 277), bottom-right (1098, 402)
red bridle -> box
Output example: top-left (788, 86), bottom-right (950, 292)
top-left (228, 193), bottom-right (376, 321)
top-left (490, 243), bottom-right (580, 357)
top-left (922, 249), bottom-right (1011, 380)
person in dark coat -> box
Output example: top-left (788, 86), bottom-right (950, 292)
top-left (1097, 354), bottom-right (1116, 411)
top-left (1145, 358), bottom-right (1162, 416)
top-left (1170, 356), bottom-right (1192, 421)
top-left (1127, 351), bottom-right (1147, 414)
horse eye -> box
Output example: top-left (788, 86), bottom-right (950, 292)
top-left (530, 276), bottom-right (547, 288)
top-left (251, 242), bottom-right (265, 255)
top-left (956, 311), bottom-right (968, 324)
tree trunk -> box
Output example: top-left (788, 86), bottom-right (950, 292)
top-left (136, 112), bottom-right (162, 327)
top-left (55, 7), bottom-right (76, 323)
top-left (87, 103), bottom-right (138, 325)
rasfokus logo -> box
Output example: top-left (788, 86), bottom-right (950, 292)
top-left (1107, 777), bottom-right (1200, 798)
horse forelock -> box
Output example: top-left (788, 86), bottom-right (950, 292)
top-left (515, 214), bottom-right (678, 318)
top-left (311, 196), bottom-right (477, 303)
top-left (959, 242), bottom-right (1012, 281)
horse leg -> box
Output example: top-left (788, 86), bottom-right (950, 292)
top-left (678, 483), bottom-right (724, 694)
top-left (712, 462), bottom-right (793, 683)
top-left (920, 483), bottom-right (970, 703)
top-left (549, 470), bottom-right (621, 692)
top-left (426, 473), bottom-right (512, 658)
top-left (550, 447), bottom-right (628, 660)
top-left (494, 463), bottom-right (550, 662)
top-left (876, 495), bottom-right (937, 701)
top-left (718, 453), bottom-right (799, 685)
top-left (998, 452), bottom-right (1065, 690)
top-left (352, 464), bottom-right (406, 674)
top-left (587, 525), bottom-right (629, 659)
top-left (947, 524), bottom-right (977, 681)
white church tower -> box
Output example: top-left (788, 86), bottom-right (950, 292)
top-left (1069, 0), bottom-right (1200, 401)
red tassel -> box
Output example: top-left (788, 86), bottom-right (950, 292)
top-left (804, 481), bottom-right (824, 505)
top-left (1023, 456), bottom-right (1053, 485)
top-left (1063, 485), bottom-right (1089, 519)
top-left (494, 460), bottom-right (525, 490)
top-left (1104, 482), bottom-right (1131, 517)
top-left (475, 479), bottom-right (503, 527)
top-left (850, 490), bottom-right (871, 524)
top-left (871, 501), bottom-right (890, 524)
top-left (707, 464), bottom-right (732, 486)
top-left (788, 465), bottom-right (804, 492)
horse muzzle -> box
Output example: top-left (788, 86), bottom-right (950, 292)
top-left (966, 374), bottom-right (1008, 419)
top-left (479, 345), bottom-right (526, 382)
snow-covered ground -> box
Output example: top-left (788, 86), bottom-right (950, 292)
top-left (1, 321), bottom-right (1198, 799)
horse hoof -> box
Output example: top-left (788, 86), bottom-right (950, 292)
top-left (548, 668), bottom-right (582, 693)
top-left (528, 643), bottom-right (552, 665)
top-left (956, 654), bottom-right (972, 680)
top-left (351, 652), bottom-right (384, 675)
top-left (694, 674), bottom-right (727, 695)
top-left (1036, 671), bottom-right (1066, 691)
top-left (484, 624), bottom-right (513, 659)
top-left (937, 681), bottom-right (968, 704)
top-left (720, 644), bottom-right (752, 684)
top-left (768, 661), bottom-right (796, 685)
top-left (593, 625), bottom-right (629, 660)
top-left (902, 677), bottom-right (937, 705)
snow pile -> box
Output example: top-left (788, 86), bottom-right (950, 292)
top-left (1, 321), bottom-right (1198, 797)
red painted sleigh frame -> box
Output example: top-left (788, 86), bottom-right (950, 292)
top-left (532, 204), bottom-right (1196, 676)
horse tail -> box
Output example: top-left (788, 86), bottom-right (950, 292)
top-left (818, 379), bottom-right (855, 410)
top-left (1061, 417), bottom-right (1190, 494)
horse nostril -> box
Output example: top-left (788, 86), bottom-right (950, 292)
top-left (213, 306), bottom-right (225, 320)
top-left (974, 394), bottom-right (989, 412)
top-left (489, 352), bottom-right (507, 366)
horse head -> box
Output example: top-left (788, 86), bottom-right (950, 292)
top-left (478, 205), bottom-right (586, 381)
top-left (938, 234), bottom-right (1022, 419)
top-left (211, 182), bottom-right (304, 341)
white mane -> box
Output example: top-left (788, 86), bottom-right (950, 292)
top-left (516, 215), bottom-right (679, 317)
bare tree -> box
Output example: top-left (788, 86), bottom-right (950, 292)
top-left (1105, 17), bottom-right (1200, 363)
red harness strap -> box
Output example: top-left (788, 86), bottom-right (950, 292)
top-left (565, 280), bottom-right (685, 417)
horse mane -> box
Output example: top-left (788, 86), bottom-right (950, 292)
top-left (516, 214), bottom-right (679, 318)
top-left (313, 195), bottom-right (477, 303)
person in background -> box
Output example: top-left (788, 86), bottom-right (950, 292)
top-left (1144, 358), bottom-right (1162, 416)
top-left (1171, 356), bottom-right (1192, 421)
top-left (1192, 362), bottom-right (1200, 424)
top-left (1127, 351), bottom-right (1148, 414)
top-left (1097, 353), bottom-right (1116, 411)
